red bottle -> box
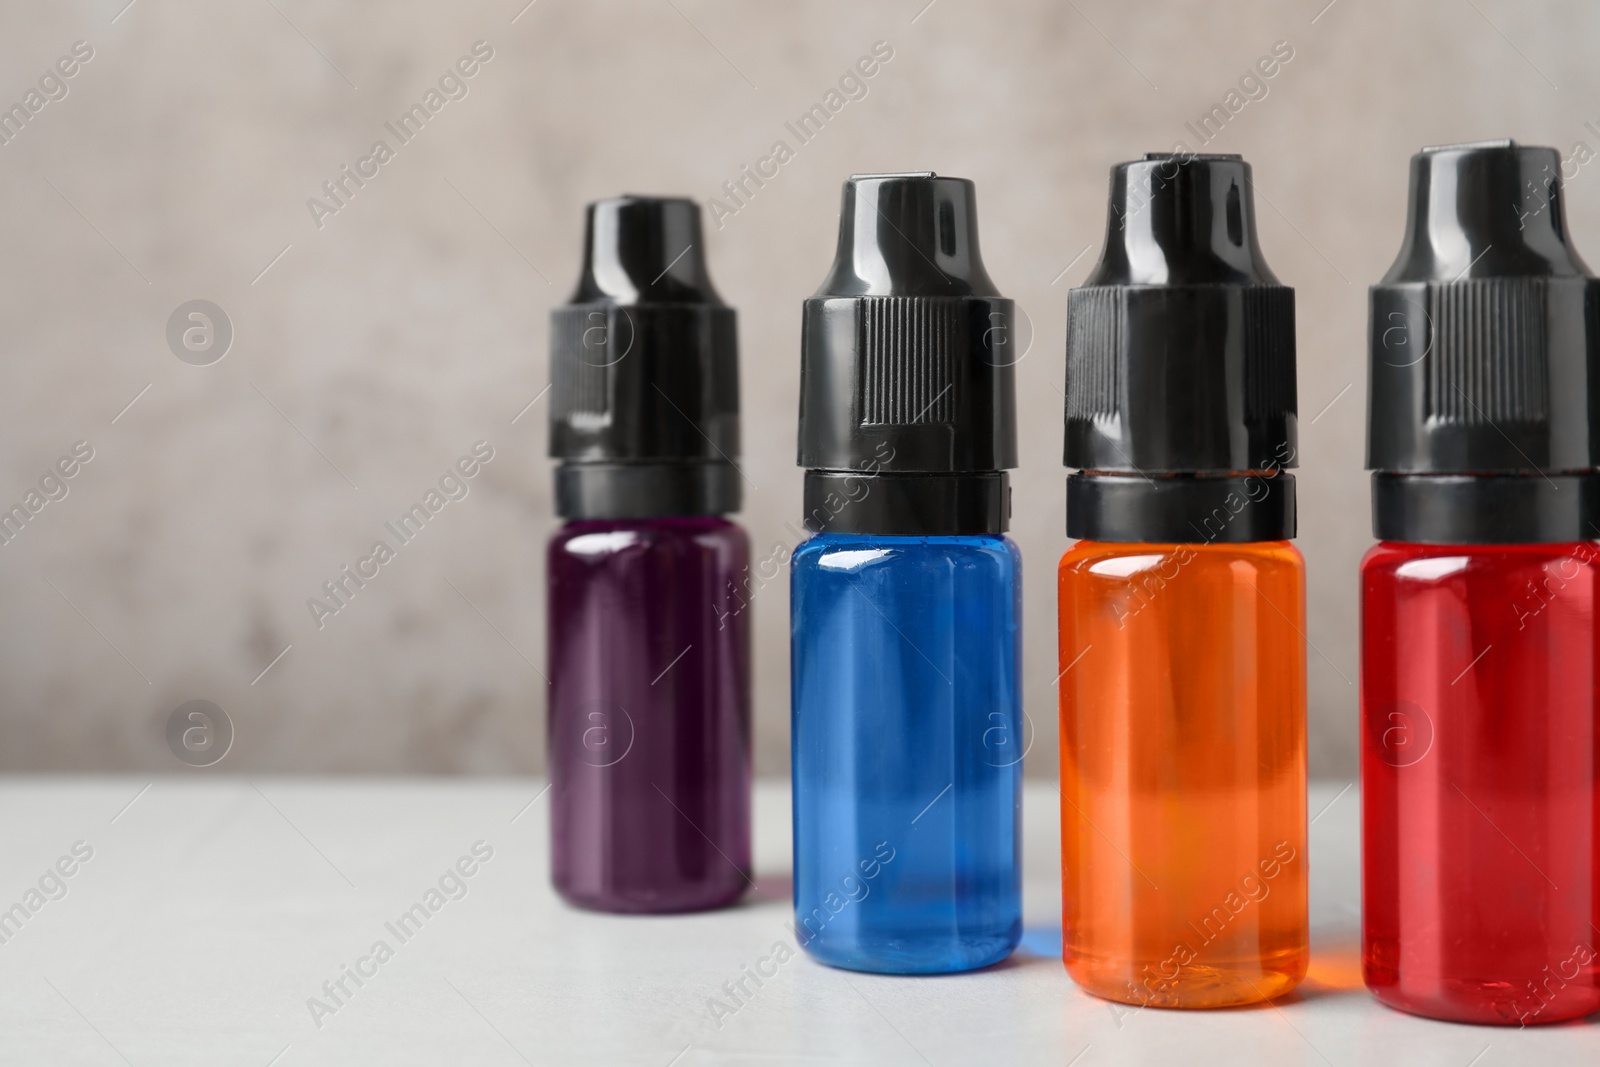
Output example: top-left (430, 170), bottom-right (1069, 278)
top-left (1361, 141), bottom-right (1600, 1025)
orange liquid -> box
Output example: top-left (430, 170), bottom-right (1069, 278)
top-left (1057, 540), bottom-right (1308, 1008)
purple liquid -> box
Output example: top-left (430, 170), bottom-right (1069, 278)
top-left (547, 516), bottom-right (751, 912)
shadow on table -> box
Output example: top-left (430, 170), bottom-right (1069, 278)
top-left (746, 872), bottom-right (792, 905)
top-left (1298, 936), bottom-right (1366, 1004)
top-left (1016, 925), bottom-right (1370, 1010)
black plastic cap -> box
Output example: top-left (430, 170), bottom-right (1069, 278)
top-left (1367, 141), bottom-right (1600, 543)
top-left (1064, 154), bottom-right (1298, 542)
top-left (549, 196), bottom-right (740, 520)
top-left (797, 173), bottom-right (1017, 535)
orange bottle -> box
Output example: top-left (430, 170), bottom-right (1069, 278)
top-left (1057, 153), bottom-right (1308, 1009)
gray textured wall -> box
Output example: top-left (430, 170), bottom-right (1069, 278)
top-left (0, 0), bottom-right (1590, 777)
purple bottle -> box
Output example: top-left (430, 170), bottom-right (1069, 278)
top-left (546, 196), bottom-right (751, 913)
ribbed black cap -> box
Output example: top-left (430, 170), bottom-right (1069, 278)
top-left (797, 173), bottom-right (1016, 535)
top-left (1064, 153), bottom-right (1298, 542)
top-left (549, 196), bottom-right (740, 520)
top-left (1367, 141), bottom-right (1600, 543)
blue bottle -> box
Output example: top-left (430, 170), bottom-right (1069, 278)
top-left (790, 172), bottom-right (1022, 974)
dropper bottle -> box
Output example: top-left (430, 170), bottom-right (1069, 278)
top-left (790, 172), bottom-right (1022, 974)
top-left (1058, 153), bottom-right (1308, 1008)
top-left (1361, 141), bottom-right (1600, 1024)
top-left (546, 196), bottom-right (750, 913)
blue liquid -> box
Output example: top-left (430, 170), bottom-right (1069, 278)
top-left (790, 532), bottom-right (1022, 974)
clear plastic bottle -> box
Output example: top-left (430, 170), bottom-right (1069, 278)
top-left (1362, 542), bottom-right (1599, 1024)
top-left (1059, 540), bottom-right (1307, 1006)
top-left (792, 532), bottom-right (1021, 972)
top-left (790, 173), bottom-right (1022, 974)
top-left (548, 515), bottom-right (749, 913)
top-left (1057, 153), bottom-right (1308, 1008)
top-left (1361, 141), bottom-right (1600, 1024)
top-left (545, 197), bottom-right (751, 913)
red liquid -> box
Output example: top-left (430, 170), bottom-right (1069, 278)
top-left (1361, 541), bottom-right (1600, 1025)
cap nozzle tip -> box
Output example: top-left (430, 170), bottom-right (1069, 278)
top-left (812, 172), bottom-right (998, 298)
top-left (572, 195), bottom-right (720, 305)
top-left (1085, 153), bottom-right (1279, 287)
top-left (1384, 140), bottom-right (1590, 282)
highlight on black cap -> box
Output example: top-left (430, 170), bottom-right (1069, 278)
top-left (810, 172), bottom-right (1003, 298)
top-left (1063, 152), bottom-right (1298, 543)
top-left (1088, 152), bottom-right (1284, 287)
top-left (549, 196), bottom-right (740, 520)
top-left (797, 172), bottom-right (1017, 536)
top-left (1367, 139), bottom-right (1600, 543)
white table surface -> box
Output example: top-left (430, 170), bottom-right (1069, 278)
top-left (0, 779), bottom-right (1590, 1066)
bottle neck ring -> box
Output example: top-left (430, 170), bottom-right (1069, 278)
top-left (1371, 473), bottom-right (1600, 544)
top-left (1067, 472), bottom-right (1296, 543)
top-left (802, 471), bottom-right (1008, 536)
top-left (555, 462), bottom-right (740, 520)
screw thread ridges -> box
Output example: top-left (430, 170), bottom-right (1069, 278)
top-left (1065, 287), bottom-right (1122, 421)
top-left (857, 297), bottom-right (959, 425)
top-left (551, 306), bottom-right (613, 422)
top-left (1425, 278), bottom-right (1548, 424)
top-left (1243, 286), bottom-right (1297, 424)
